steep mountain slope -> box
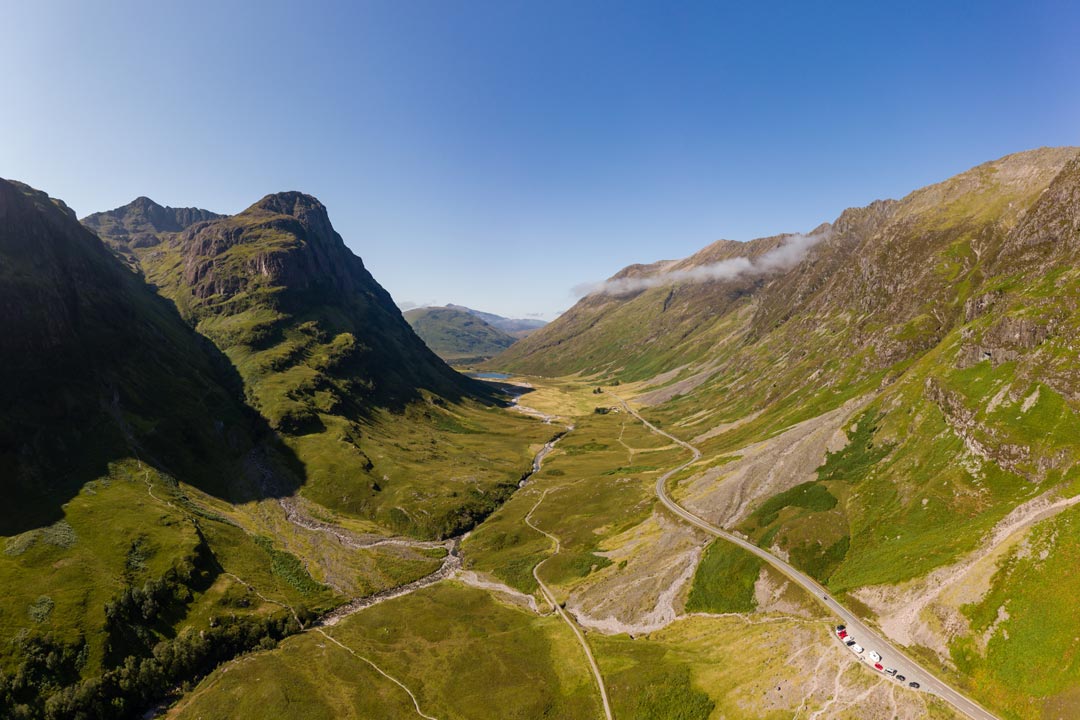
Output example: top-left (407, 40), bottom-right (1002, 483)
top-left (0, 178), bottom-right (266, 534)
top-left (446, 303), bottom-right (548, 338)
top-left (85, 194), bottom-right (546, 536)
top-left (495, 147), bottom-right (1077, 395)
top-left (404, 305), bottom-right (517, 362)
top-left (0, 179), bottom-right (331, 719)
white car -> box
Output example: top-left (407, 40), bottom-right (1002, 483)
top-left (849, 644), bottom-right (864, 654)
top-left (868, 651), bottom-right (882, 662)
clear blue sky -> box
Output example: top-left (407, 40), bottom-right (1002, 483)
top-left (3, 1), bottom-right (1078, 320)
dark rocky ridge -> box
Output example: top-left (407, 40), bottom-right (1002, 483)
top-left (82, 196), bottom-right (222, 250)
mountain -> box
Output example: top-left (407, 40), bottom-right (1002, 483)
top-left (82, 196), bottom-right (222, 270)
top-left (494, 147), bottom-right (1080, 386)
top-left (0, 178), bottom-right (267, 535)
top-left (404, 305), bottom-right (517, 363)
top-left (83, 193), bottom-right (543, 537)
top-left (0, 178), bottom-right (327, 719)
top-left (446, 304), bottom-right (548, 338)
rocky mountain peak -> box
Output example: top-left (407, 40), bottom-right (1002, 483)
top-left (83, 196), bottom-right (223, 250)
top-left (250, 191), bottom-right (327, 219)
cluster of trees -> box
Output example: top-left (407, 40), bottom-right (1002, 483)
top-left (0, 633), bottom-right (88, 716)
top-left (1, 525), bottom-right (316, 719)
top-left (1, 606), bottom-right (310, 719)
top-left (103, 534), bottom-right (216, 666)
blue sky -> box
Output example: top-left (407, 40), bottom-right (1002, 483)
top-left (3, 1), bottom-right (1078, 319)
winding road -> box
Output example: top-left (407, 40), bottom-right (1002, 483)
top-left (612, 395), bottom-right (1000, 720)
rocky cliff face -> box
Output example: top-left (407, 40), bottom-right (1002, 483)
top-left (177, 192), bottom-right (371, 301)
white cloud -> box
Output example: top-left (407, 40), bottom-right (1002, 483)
top-left (574, 230), bottom-right (830, 297)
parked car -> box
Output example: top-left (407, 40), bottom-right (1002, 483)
top-left (874, 663), bottom-right (884, 671)
top-left (868, 651), bottom-right (882, 662)
top-left (835, 624), bottom-right (846, 632)
top-left (896, 675), bottom-right (906, 682)
top-left (884, 668), bottom-right (897, 676)
top-left (909, 682), bottom-right (920, 689)
top-left (838, 630), bottom-right (848, 639)
top-left (845, 640), bottom-right (856, 647)
top-left (849, 644), bottom-right (864, 654)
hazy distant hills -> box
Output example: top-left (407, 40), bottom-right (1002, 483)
top-left (445, 304), bottom-right (547, 338)
top-left (404, 305), bottom-right (517, 363)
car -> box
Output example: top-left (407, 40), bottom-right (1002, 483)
top-left (868, 651), bottom-right (882, 662)
top-left (909, 682), bottom-right (920, 689)
top-left (849, 644), bottom-right (864, 654)
top-left (884, 668), bottom-right (897, 676)
top-left (896, 675), bottom-right (906, 682)
top-left (836, 624), bottom-right (846, 632)
top-left (874, 663), bottom-right (884, 671)
top-left (838, 630), bottom-right (848, 639)
top-left (845, 640), bottom-right (856, 646)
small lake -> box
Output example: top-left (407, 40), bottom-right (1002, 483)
top-left (468, 372), bottom-right (513, 379)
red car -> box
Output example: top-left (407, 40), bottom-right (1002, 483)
top-left (838, 630), bottom-right (848, 639)
top-left (874, 663), bottom-right (884, 671)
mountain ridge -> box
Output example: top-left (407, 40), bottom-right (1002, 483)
top-left (492, 146), bottom-right (1079, 382)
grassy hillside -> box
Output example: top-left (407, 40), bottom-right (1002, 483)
top-left (404, 305), bottom-right (517, 363)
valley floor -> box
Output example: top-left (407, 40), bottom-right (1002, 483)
top-left (163, 376), bottom-right (971, 720)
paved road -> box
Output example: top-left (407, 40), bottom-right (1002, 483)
top-left (612, 396), bottom-right (999, 720)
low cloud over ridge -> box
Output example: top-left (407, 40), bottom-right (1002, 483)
top-left (575, 230), bottom-right (830, 297)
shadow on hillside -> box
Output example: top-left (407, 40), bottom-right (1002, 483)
top-left (0, 295), bottom-right (306, 537)
top-left (479, 380), bottom-right (536, 402)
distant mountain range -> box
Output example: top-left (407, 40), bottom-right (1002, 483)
top-left (401, 303), bottom-right (547, 364)
top-left (444, 304), bottom-right (547, 338)
top-left (404, 305), bottom-right (517, 364)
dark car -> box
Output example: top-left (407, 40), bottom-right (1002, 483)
top-left (909, 681), bottom-right (920, 689)
top-left (836, 624), bottom-right (846, 632)
top-left (897, 675), bottom-right (906, 682)
top-left (845, 640), bottom-right (856, 646)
